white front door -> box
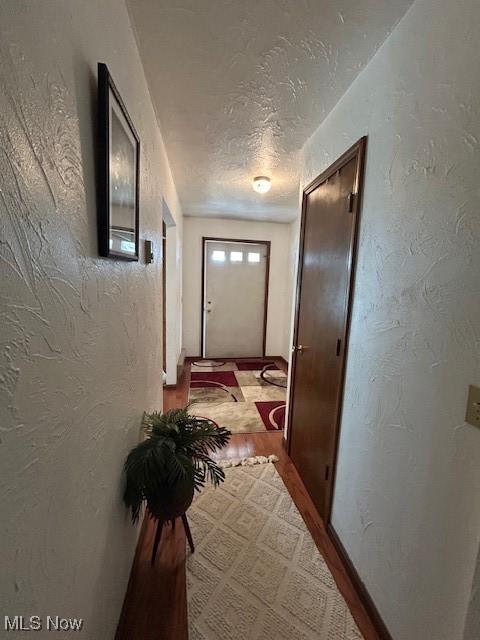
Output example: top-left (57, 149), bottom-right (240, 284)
top-left (203, 240), bottom-right (268, 358)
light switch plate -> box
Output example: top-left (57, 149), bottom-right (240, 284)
top-left (465, 385), bottom-right (480, 428)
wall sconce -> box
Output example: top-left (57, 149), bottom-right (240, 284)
top-left (145, 240), bottom-right (154, 264)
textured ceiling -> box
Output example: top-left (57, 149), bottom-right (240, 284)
top-left (127, 0), bottom-right (413, 222)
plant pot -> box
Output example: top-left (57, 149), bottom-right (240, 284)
top-left (147, 475), bottom-right (195, 522)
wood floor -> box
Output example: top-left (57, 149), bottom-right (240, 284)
top-left (116, 360), bottom-right (381, 640)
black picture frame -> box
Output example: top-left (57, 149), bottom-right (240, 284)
top-left (97, 62), bottom-right (140, 261)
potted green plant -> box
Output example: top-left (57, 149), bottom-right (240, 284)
top-left (123, 406), bottom-right (230, 564)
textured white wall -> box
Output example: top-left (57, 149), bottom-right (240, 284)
top-left (0, 1), bottom-right (182, 637)
top-left (182, 217), bottom-right (293, 360)
top-left (301, 0), bottom-right (480, 638)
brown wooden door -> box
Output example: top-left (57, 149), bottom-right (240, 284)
top-left (288, 138), bottom-right (366, 521)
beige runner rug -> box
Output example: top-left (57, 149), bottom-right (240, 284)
top-left (186, 458), bottom-right (363, 640)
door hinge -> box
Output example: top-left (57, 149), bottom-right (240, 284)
top-left (325, 465), bottom-right (330, 481)
top-left (336, 338), bottom-right (342, 356)
top-left (347, 191), bottom-right (355, 212)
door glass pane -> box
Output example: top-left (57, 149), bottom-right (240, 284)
top-left (211, 250), bottom-right (226, 262)
top-left (248, 252), bottom-right (261, 263)
top-left (230, 251), bottom-right (243, 262)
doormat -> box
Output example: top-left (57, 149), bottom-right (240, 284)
top-left (189, 360), bottom-right (287, 433)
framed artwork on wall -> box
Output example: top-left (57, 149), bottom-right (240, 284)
top-left (97, 62), bottom-right (140, 260)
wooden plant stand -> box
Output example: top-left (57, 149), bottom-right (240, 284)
top-left (151, 513), bottom-right (195, 566)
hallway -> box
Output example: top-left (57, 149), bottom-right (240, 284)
top-left (1, 1), bottom-right (479, 639)
top-left (116, 364), bottom-right (380, 640)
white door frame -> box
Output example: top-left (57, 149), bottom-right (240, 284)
top-left (162, 199), bottom-right (181, 386)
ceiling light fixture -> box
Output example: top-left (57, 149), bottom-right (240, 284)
top-left (252, 176), bottom-right (271, 194)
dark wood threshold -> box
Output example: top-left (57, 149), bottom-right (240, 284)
top-left (328, 524), bottom-right (393, 640)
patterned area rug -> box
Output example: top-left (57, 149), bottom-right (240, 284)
top-left (186, 460), bottom-right (363, 640)
top-left (189, 360), bottom-right (287, 433)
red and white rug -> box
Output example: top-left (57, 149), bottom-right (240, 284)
top-left (188, 360), bottom-right (287, 433)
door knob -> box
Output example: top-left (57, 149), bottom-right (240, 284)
top-left (294, 344), bottom-right (310, 353)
